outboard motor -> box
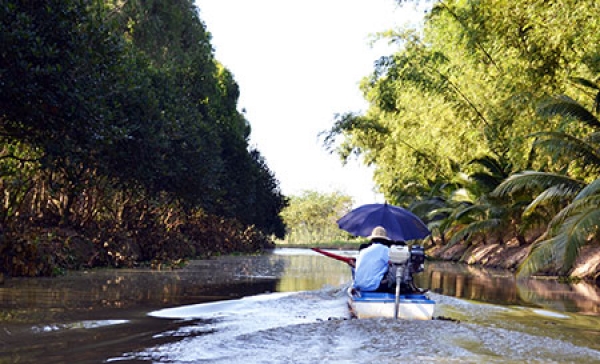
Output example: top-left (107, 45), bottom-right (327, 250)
top-left (388, 245), bottom-right (410, 287)
top-left (410, 245), bottom-right (425, 274)
top-left (388, 244), bottom-right (426, 293)
top-left (389, 244), bottom-right (427, 319)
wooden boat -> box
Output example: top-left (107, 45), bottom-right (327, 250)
top-left (347, 288), bottom-right (435, 320)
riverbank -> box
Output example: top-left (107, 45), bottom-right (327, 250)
top-left (426, 240), bottom-right (600, 283)
top-left (0, 216), bottom-right (275, 278)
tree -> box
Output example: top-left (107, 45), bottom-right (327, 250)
top-left (492, 79), bottom-right (600, 276)
top-left (0, 0), bottom-right (288, 276)
top-left (280, 191), bottom-right (353, 244)
top-left (325, 0), bottom-right (600, 203)
top-left (321, 1), bottom-right (600, 279)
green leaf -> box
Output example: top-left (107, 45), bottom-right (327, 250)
top-left (492, 171), bottom-right (584, 198)
top-left (447, 218), bottom-right (502, 247)
top-left (537, 95), bottom-right (600, 129)
top-left (522, 184), bottom-right (577, 216)
top-left (574, 178), bottom-right (600, 200)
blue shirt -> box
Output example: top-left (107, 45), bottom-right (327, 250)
top-left (353, 243), bottom-right (389, 291)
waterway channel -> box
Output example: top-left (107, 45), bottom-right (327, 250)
top-left (0, 248), bottom-right (599, 363)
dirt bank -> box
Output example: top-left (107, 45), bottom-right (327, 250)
top-left (427, 240), bottom-right (600, 283)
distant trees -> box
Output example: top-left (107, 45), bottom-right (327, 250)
top-left (0, 0), bottom-right (286, 275)
top-left (280, 191), bottom-right (353, 244)
top-left (324, 0), bottom-right (600, 278)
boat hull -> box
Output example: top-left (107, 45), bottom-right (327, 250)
top-left (348, 289), bottom-right (435, 320)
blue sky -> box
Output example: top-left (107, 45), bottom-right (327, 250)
top-left (194, 0), bottom-right (425, 206)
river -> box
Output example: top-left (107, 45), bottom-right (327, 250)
top-left (0, 248), bottom-right (599, 363)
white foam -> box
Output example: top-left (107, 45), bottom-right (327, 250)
top-left (115, 289), bottom-right (600, 364)
top-left (148, 292), bottom-right (296, 319)
top-left (531, 309), bottom-right (570, 319)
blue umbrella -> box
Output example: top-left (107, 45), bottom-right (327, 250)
top-left (337, 203), bottom-right (430, 241)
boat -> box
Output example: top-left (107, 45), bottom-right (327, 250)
top-left (347, 288), bottom-right (435, 320)
top-left (313, 245), bottom-right (436, 320)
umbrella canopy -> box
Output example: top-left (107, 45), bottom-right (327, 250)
top-left (337, 203), bottom-right (430, 241)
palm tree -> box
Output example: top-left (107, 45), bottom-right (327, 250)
top-left (492, 78), bottom-right (600, 277)
top-left (443, 156), bottom-right (528, 249)
top-left (411, 155), bottom-right (518, 249)
top-left (408, 179), bottom-right (470, 246)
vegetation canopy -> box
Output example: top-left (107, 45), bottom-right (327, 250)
top-left (323, 0), bottom-right (600, 280)
top-left (0, 0), bottom-right (287, 276)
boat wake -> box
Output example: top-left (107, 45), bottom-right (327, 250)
top-left (111, 287), bottom-right (600, 364)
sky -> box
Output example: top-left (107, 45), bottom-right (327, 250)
top-left (194, 1), bottom-right (425, 206)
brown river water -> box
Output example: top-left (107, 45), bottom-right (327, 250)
top-left (0, 248), bottom-right (599, 363)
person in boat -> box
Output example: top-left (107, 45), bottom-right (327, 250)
top-left (353, 226), bottom-right (396, 293)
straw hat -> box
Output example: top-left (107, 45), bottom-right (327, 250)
top-left (368, 226), bottom-right (390, 241)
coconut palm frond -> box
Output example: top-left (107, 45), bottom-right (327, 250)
top-left (432, 220), bottom-right (453, 237)
top-left (426, 219), bottom-right (445, 231)
top-left (568, 77), bottom-right (600, 113)
top-left (557, 209), bottom-right (600, 273)
top-left (574, 178), bottom-right (600, 200)
top-left (532, 132), bottom-right (600, 168)
top-left (409, 197), bottom-right (447, 217)
top-left (447, 218), bottom-right (503, 247)
top-left (454, 203), bottom-right (487, 221)
top-left (468, 155), bottom-right (511, 177)
top-left (520, 207), bottom-right (555, 233)
top-left (537, 95), bottom-right (600, 129)
top-left (523, 184), bottom-right (578, 217)
top-left (524, 201), bottom-right (600, 276)
top-left (510, 198), bottom-right (534, 212)
top-left (450, 187), bottom-right (476, 203)
top-left (588, 131), bottom-right (600, 145)
top-left (469, 172), bottom-right (503, 192)
top-left (491, 171), bottom-right (584, 198)
top-left (488, 203), bottom-right (509, 219)
top-left (425, 207), bottom-right (454, 226)
top-left (426, 207), bottom-right (459, 234)
top-left (570, 77), bottom-right (600, 91)
top-left (547, 194), bottom-right (600, 233)
top-left (427, 206), bottom-right (455, 217)
top-left (517, 237), bottom-right (560, 278)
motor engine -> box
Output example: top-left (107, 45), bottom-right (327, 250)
top-left (387, 244), bottom-right (426, 293)
top-left (389, 245), bottom-right (411, 265)
top-left (410, 245), bottom-right (425, 274)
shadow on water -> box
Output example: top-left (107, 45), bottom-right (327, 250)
top-left (0, 248), bottom-right (598, 363)
top-left (0, 255), bottom-right (285, 363)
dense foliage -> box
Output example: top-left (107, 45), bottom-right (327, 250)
top-left (0, 0), bottom-right (286, 276)
top-left (324, 0), bottom-right (600, 278)
top-left (279, 190), bottom-right (354, 244)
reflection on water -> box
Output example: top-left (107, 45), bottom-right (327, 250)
top-left (417, 261), bottom-right (600, 315)
top-left (0, 257), bottom-right (283, 324)
top-left (271, 249), bottom-right (351, 292)
top-left (0, 248), bottom-right (599, 364)
top-left (517, 278), bottom-right (600, 315)
top-left (276, 249), bottom-right (600, 316)
top-left (0, 255), bottom-right (288, 364)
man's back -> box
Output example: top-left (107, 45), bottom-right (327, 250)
top-left (353, 243), bottom-right (389, 291)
